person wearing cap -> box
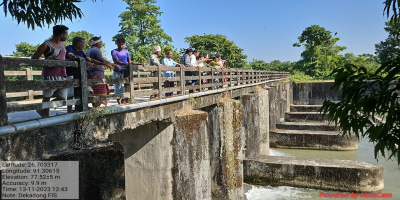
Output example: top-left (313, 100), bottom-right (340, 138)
top-left (86, 36), bottom-right (121, 107)
top-left (149, 46), bottom-right (162, 99)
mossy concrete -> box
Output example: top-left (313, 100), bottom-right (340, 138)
top-left (244, 156), bottom-right (383, 192)
top-left (207, 99), bottom-right (244, 199)
top-left (45, 141), bottom-right (125, 200)
top-left (276, 122), bottom-right (338, 131)
top-left (173, 109), bottom-right (211, 200)
top-left (292, 82), bottom-right (341, 105)
top-left (241, 87), bottom-right (269, 157)
top-left (290, 105), bottom-right (322, 112)
top-left (266, 82), bottom-right (290, 130)
top-left (0, 80), bottom-right (294, 200)
top-left (285, 112), bottom-right (329, 122)
top-left (270, 129), bottom-right (358, 150)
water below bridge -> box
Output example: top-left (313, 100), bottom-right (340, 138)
top-left (245, 137), bottom-right (400, 200)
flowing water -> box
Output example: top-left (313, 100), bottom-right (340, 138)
top-left (245, 137), bottom-right (400, 200)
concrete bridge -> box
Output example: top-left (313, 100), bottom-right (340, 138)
top-left (0, 56), bottom-right (383, 199)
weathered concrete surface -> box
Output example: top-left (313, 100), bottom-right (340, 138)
top-left (244, 156), bottom-right (384, 192)
top-left (290, 105), bottom-right (322, 112)
top-left (270, 129), bottom-right (358, 150)
top-left (0, 122), bottom-right (75, 160)
top-left (241, 87), bottom-right (269, 157)
top-left (206, 99), bottom-right (244, 199)
top-left (285, 112), bottom-right (328, 122)
top-left (0, 80), bottom-right (290, 200)
top-left (45, 141), bottom-right (125, 200)
top-left (109, 122), bottom-right (173, 200)
top-left (172, 109), bottom-right (211, 200)
top-left (266, 82), bottom-right (291, 130)
top-left (292, 82), bottom-right (341, 105)
top-left (268, 85), bottom-right (279, 130)
top-left (276, 122), bottom-right (338, 131)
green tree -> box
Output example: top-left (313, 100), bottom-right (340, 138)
top-left (12, 42), bottom-right (39, 57)
top-left (321, 0), bottom-right (400, 164)
top-left (248, 59), bottom-right (268, 70)
top-left (248, 59), bottom-right (294, 72)
top-left (113, 0), bottom-right (174, 63)
top-left (293, 25), bottom-right (346, 77)
top-left (185, 34), bottom-right (247, 68)
top-left (342, 53), bottom-right (380, 73)
top-left (375, 21), bottom-right (400, 64)
top-left (0, 0), bottom-right (97, 30)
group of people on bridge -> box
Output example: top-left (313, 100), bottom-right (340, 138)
top-left (30, 25), bottom-right (228, 117)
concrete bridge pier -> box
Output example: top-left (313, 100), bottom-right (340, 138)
top-left (266, 81), bottom-right (291, 130)
top-left (110, 109), bottom-right (212, 200)
top-left (109, 122), bottom-right (175, 200)
top-left (205, 99), bottom-right (244, 200)
top-left (241, 87), bottom-right (269, 157)
top-left (172, 109), bottom-right (211, 200)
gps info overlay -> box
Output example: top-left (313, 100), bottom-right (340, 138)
top-left (1, 161), bottom-right (79, 199)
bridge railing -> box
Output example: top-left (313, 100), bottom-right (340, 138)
top-left (0, 55), bottom-right (289, 126)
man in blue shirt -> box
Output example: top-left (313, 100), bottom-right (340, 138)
top-left (65, 37), bottom-right (105, 112)
top-left (162, 51), bottom-right (179, 97)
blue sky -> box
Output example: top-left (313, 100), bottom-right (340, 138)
top-left (0, 0), bottom-right (389, 62)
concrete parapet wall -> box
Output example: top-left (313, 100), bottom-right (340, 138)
top-left (292, 82), bottom-right (341, 105)
top-left (243, 156), bottom-right (384, 192)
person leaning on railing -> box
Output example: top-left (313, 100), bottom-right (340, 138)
top-left (111, 37), bottom-right (144, 104)
top-left (209, 57), bottom-right (223, 89)
top-left (31, 25), bottom-right (69, 117)
top-left (86, 36), bottom-right (121, 108)
top-left (180, 48), bottom-right (196, 93)
top-left (149, 46), bottom-right (162, 99)
top-left (162, 51), bottom-right (179, 97)
top-left (65, 36), bottom-right (108, 113)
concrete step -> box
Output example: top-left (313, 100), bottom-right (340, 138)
top-left (276, 122), bottom-right (338, 131)
top-left (270, 129), bottom-right (358, 150)
top-left (290, 105), bottom-right (322, 112)
top-left (285, 112), bottom-right (328, 122)
top-left (244, 156), bottom-right (383, 192)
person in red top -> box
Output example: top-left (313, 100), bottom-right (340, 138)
top-left (31, 25), bottom-right (69, 117)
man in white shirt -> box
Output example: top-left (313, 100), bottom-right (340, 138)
top-left (190, 50), bottom-right (200, 67)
